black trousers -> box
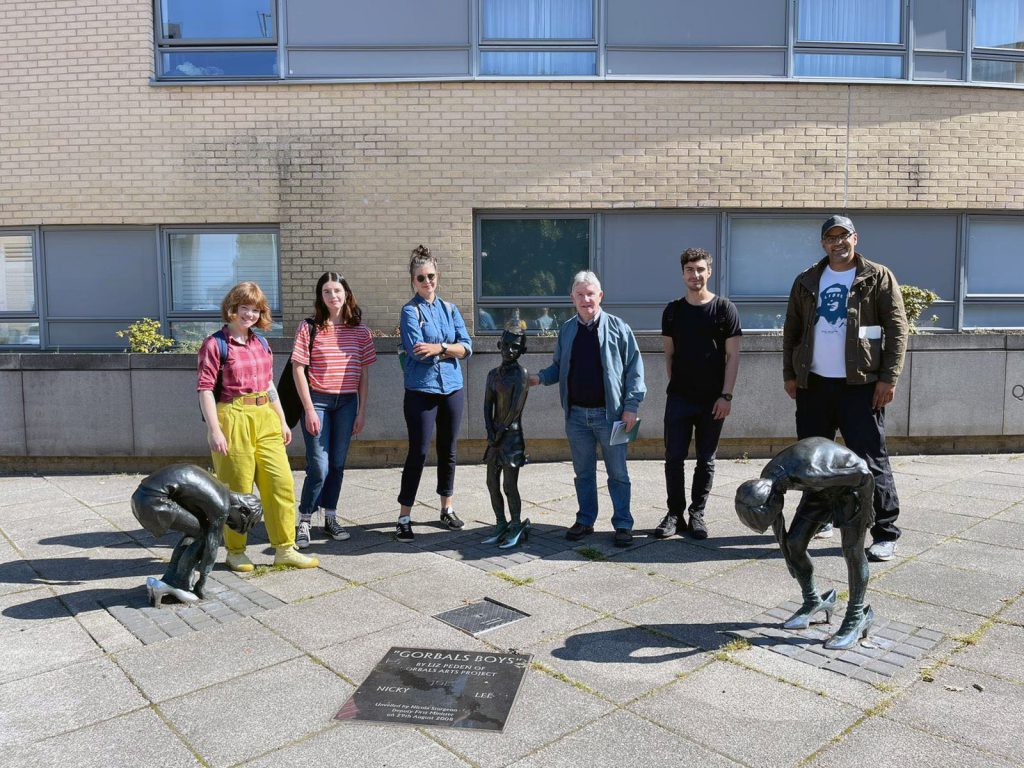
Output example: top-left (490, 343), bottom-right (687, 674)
top-left (795, 374), bottom-right (901, 542)
top-left (398, 388), bottom-right (465, 507)
top-left (664, 394), bottom-right (725, 517)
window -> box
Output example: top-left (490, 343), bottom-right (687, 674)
top-left (156, 0), bottom-right (278, 79)
top-left (166, 229), bottom-right (283, 342)
top-left (0, 233), bottom-right (39, 347)
top-left (964, 217), bottom-right (1024, 327)
top-left (479, 0), bottom-right (597, 75)
top-left (794, 0), bottom-right (905, 79)
top-left (973, 0), bottom-right (1024, 82)
top-left (476, 216), bottom-right (590, 331)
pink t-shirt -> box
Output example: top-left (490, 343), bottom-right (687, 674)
top-left (292, 322), bottom-right (377, 394)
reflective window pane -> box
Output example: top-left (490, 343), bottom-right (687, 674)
top-left (963, 303), bottom-right (1024, 328)
top-left (169, 233), bottom-right (280, 312)
top-left (967, 219), bottom-right (1024, 294)
top-left (477, 304), bottom-right (574, 332)
top-left (480, 219), bottom-right (589, 298)
top-left (161, 50), bottom-right (277, 78)
top-left (161, 0), bottom-right (275, 40)
top-left (729, 218), bottom-right (823, 297)
top-left (975, 0), bottom-right (1024, 49)
top-left (480, 51), bottom-right (596, 75)
top-left (0, 321), bottom-right (40, 346)
top-left (482, 0), bottom-right (593, 40)
top-left (0, 235), bottom-right (35, 313)
top-left (798, 0), bottom-right (901, 43)
top-left (972, 58), bottom-right (1024, 83)
top-left (794, 53), bottom-right (902, 78)
top-left (732, 303), bottom-right (788, 331)
top-left (170, 319), bottom-right (284, 341)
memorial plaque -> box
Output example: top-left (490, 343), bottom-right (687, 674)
top-left (434, 597), bottom-right (529, 636)
top-left (335, 647), bottom-right (531, 732)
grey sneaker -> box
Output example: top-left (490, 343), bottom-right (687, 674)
top-left (813, 523), bottom-right (834, 539)
top-left (688, 510), bottom-right (708, 540)
top-left (867, 539), bottom-right (897, 561)
top-left (323, 516), bottom-right (350, 541)
top-left (296, 521), bottom-right (311, 550)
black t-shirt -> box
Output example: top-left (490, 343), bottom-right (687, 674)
top-left (661, 295), bottom-right (742, 405)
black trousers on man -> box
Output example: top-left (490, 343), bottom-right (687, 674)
top-left (664, 394), bottom-right (725, 517)
top-left (795, 373), bottom-right (901, 542)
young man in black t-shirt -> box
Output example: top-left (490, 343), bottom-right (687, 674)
top-left (655, 248), bottom-right (742, 540)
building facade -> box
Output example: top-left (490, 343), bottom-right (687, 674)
top-left (2, 0), bottom-right (1024, 350)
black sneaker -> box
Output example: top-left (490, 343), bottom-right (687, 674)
top-left (439, 507), bottom-right (465, 530)
top-left (654, 513), bottom-right (679, 539)
top-left (323, 517), bottom-right (350, 541)
top-left (565, 522), bottom-right (595, 541)
top-left (395, 518), bottom-right (414, 541)
top-left (688, 510), bottom-right (708, 540)
top-left (614, 528), bottom-right (634, 547)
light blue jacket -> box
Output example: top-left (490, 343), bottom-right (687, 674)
top-left (400, 295), bottom-right (472, 394)
top-left (537, 311), bottom-right (646, 421)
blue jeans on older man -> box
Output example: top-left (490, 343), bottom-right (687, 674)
top-left (565, 405), bottom-right (632, 530)
top-left (299, 391), bottom-right (358, 517)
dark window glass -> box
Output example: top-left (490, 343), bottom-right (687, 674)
top-left (797, 0), bottom-right (901, 43)
top-left (967, 219), bottom-right (1024, 294)
top-left (480, 219), bottom-right (589, 298)
top-left (794, 53), bottom-right (902, 78)
top-left (170, 320), bottom-right (284, 342)
top-left (169, 233), bottom-right (280, 312)
top-left (972, 58), bottom-right (1024, 82)
top-left (975, 0), bottom-right (1024, 49)
top-left (161, 0), bottom-right (275, 40)
top-left (0, 321), bottom-right (39, 346)
top-left (480, 51), bottom-right (596, 75)
top-left (482, 0), bottom-right (593, 40)
top-left (477, 304), bottom-right (573, 332)
top-left (161, 50), bottom-right (278, 78)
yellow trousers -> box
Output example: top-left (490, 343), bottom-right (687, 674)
top-left (212, 396), bottom-right (296, 553)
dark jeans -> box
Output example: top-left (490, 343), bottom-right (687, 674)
top-left (298, 391), bottom-right (358, 516)
top-left (796, 374), bottom-right (901, 542)
top-left (664, 394), bottom-right (724, 517)
top-left (398, 388), bottom-right (465, 507)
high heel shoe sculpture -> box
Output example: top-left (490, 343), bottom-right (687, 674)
top-left (132, 464), bottom-right (263, 607)
top-left (482, 330), bottom-right (531, 548)
top-left (734, 438), bottom-right (877, 651)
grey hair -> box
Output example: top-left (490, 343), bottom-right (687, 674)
top-left (570, 270), bottom-right (602, 294)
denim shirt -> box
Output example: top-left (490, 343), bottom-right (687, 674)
top-left (537, 311), bottom-right (646, 422)
top-left (400, 295), bottom-right (473, 394)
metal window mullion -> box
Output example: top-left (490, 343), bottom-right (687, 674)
top-left (278, 0), bottom-right (287, 79)
top-left (956, 212), bottom-right (968, 330)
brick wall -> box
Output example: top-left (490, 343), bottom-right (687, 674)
top-left (2, 3), bottom-right (1024, 332)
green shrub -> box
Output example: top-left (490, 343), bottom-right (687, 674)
top-left (116, 318), bottom-right (174, 353)
top-left (900, 285), bottom-right (940, 334)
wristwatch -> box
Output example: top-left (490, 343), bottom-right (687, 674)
top-left (440, 342), bottom-right (449, 356)
top-left (720, 393), bottom-right (733, 401)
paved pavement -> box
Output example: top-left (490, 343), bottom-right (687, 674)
top-left (1, 453), bottom-right (1023, 767)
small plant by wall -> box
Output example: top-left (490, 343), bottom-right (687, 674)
top-left (116, 318), bottom-right (174, 353)
top-left (900, 285), bottom-right (940, 334)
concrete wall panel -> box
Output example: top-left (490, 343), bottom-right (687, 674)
top-left (0, 372), bottom-right (27, 455)
top-left (132, 369), bottom-right (207, 456)
top-left (909, 351), bottom-right (1005, 436)
top-left (24, 371), bottom-right (133, 455)
top-left (1004, 351), bottom-right (1024, 435)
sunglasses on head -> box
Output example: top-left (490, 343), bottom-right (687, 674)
top-left (416, 273), bottom-right (436, 283)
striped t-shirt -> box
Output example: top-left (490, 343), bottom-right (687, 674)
top-left (292, 321), bottom-right (377, 394)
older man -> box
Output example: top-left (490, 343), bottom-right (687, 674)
top-left (783, 214), bottom-right (908, 561)
top-left (529, 271), bottom-right (646, 546)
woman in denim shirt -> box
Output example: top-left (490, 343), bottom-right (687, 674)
top-left (396, 245), bottom-right (473, 541)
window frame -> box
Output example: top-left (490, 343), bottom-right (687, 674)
top-left (0, 228), bottom-right (43, 349)
top-left (476, 0), bottom-right (600, 77)
top-left (792, 0), bottom-right (908, 80)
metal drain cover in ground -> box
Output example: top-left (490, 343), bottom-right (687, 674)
top-left (434, 597), bottom-right (530, 636)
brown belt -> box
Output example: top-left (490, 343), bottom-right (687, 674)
top-left (240, 394), bottom-right (269, 406)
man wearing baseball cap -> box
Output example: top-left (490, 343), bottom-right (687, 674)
top-left (782, 215), bottom-right (909, 561)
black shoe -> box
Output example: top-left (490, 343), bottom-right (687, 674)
top-left (654, 513), bottom-right (680, 539)
top-left (688, 510), bottom-right (708, 540)
top-left (565, 522), bottom-right (594, 541)
top-left (395, 518), bottom-right (414, 541)
top-left (439, 507), bottom-right (465, 530)
top-left (614, 528), bottom-right (634, 547)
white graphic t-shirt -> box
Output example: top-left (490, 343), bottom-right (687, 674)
top-left (810, 265), bottom-right (856, 378)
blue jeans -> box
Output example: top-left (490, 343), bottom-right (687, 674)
top-left (299, 391), bottom-right (358, 516)
top-left (565, 406), bottom-right (632, 530)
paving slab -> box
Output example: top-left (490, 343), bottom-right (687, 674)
top-left (630, 660), bottom-right (862, 766)
top-left (470, 586), bottom-right (604, 651)
top-left (872, 559), bottom-right (1024, 616)
top-left (367, 556), bottom-right (516, 614)
top-left (947, 622), bottom-right (1024, 683)
top-left (532, 560), bottom-right (677, 614)
top-left (0, 615), bottom-right (104, 684)
top-left (954, 517), bottom-right (1024, 549)
top-left (157, 657), bottom-right (353, 768)
top-left (916, 536), bottom-right (1024, 580)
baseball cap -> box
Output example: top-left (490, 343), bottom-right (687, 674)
top-left (821, 215), bottom-right (856, 238)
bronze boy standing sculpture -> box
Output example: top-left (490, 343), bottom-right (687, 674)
top-left (482, 330), bottom-right (531, 548)
top-left (734, 437), bottom-right (875, 650)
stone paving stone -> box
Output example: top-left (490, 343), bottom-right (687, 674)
top-left (316, 541), bottom-right (440, 584)
top-left (0, 708), bottom-right (201, 768)
top-left (807, 716), bottom-right (1018, 768)
top-left (0, 496), bottom-right (92, 525)
top-left (44, 474), bottom-right (146, 506)
top-left (256, 585), bottom-right (420, 651)
top-left (948, 623), bottom-right (1024, 683)
top-left (532, 560), bottom-right (677, 614)
top-left (427, 671), bottom-right (614, 768)
top-left (0, 657), bottom-right (147, 748)
top-left (885, 667), bottom-right (1024, 764)
top-left (933, 478), bottom-right (1024, 503)
top-left (0, 476), bottom-right (73, 509)
top-left (898, 508), bottom-right (985, 537)
top-left (0, 560), bottom-right (44, 598)
top-left (903, 490), bottom-right (1013, 519)
top-left (995, 502), bottom-right (1024, 524)
top-left (28, 544), bottom-right (162, 584)
top-left (872, 559), bottom-right (1024, 616)
top-left (916, 537), bottom-right (1024, 580)
top-left (614, 537), bottom-right (749, 585)
top-left (472, 586), bottom-right (604, 651)
top-left (74, 607), bottom-right (142, 653)
top-left (0, 586), bottom-right (69, 632)
top-left (368, 557), bottom-right (516, 614)
top-left (532, 616), bottom-right (707, 704)
top-left (497, 549), bottom-right (590, 582)
top-left (0, 616), bottom-right (104, 684)
top-left (244, 722), bottom-right (468, 768)
top-left (702, 558), bottom-right (841, 610)
top-left (860, 590), bottom-right (984, 638)
top-left (955, 518), bottom-right (1024, 549)
top-left (508, 709), bottom-right (741, 768)
top-left (115, 618), bottom-right (301, 702)
top-left (1, 509), bottom-right (132, 559)
top-left (158, 657), bottom-right (353, 768)
top-left (631, 661), bottom-right (862, 767)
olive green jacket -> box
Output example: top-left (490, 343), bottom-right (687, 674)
top-left (783, 254), bottom-right (908, 388)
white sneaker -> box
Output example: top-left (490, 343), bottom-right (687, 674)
top-left (813, 523), bottom-right (834, 539)
top-left (296, 521), bottom-right (312, 549)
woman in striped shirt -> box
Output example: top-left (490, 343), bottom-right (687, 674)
top-left (292, 272), bottom-right (377, 549)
